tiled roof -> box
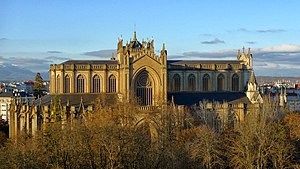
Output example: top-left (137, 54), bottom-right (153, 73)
top-left (61, 59), bottom-right (243, 65)
top-left (62, 60), bottom-right (119, 64)
top-left (34, 93), bottom-right (118, 107)
top-left (130, 40), bottom-right (143, 48)
top-left (0, 92), bottom-right (13, 97)
top-left (167, 92), bottom-right (250, 106)
top-left (0, 92), bottom-right (32, 98)
top-left (167, 60), bottom-right (242, 65)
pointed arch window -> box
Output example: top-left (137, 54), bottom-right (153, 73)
top-left (108, 75), bottom-right (116, 93)
top-left (217, 74), bottom-right (225, 91)
top-left (77, 75), bottom-right (85, 93)
top-left (135, 71), bottom-right (153, 106)
top-left (232, 74), bottom-right (239, 91)
top-left (173, 74), bottom-right (181, 92)
top-left (64, 75), bottom-right (70, 93)
top-left (92, 75), bottom-right (101, 93)
top-left (203, 74), bottom-right (210, 92)
top-left (56, 75), bottom-right (60, 93)
top-left (188, 74), bottom-right (196, 91)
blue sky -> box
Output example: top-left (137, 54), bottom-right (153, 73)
top-left (1, 0), bottom-right (300, 77)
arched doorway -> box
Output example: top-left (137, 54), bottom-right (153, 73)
top-left (135, 71), bottom-right (153, 106)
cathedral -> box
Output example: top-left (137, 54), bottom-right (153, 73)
top-left (9, 32), bottom-right (262, 137)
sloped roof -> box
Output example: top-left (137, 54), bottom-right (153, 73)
top-left (130, 40), bottom-right (143, 48)
top-left (167, 92), bottom-right (250, 106)
top-left (62, 60), bottom-right (118, 64)
top-left (34, 93), bottom-right (118, 107)
top-left (167, 60), bottom-right (242, 65)
top-left (0, 92), bottom-right (13, 97)
top-left (248, 71), bottom-right (256, 84)
top-left (0, 92), bottom-right (32, 98)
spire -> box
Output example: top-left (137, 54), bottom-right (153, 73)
top-left (242, 46), bottom-right (245, 54)
top-left (162, 43), bottom-right (165, 51)
top-left (237, 49), bottom-right (241, 59)
top-left (31, 97), bottom-right (35, 105)
top-left (133, 31), bottom-right (137, 41)
top-left (25, 96), bottom-right (28, 105)
top-left (171, 95), bottom-right (175, 106)
top-left (249, 71), bottom-right (256, 84)
top-left (248, 48), bottom-right (251, 55)
top-left (284, 86), bottom-right (287, 102)
top-left (284, 86), bottom-right (286, 95)
top-left (111, 52), bottom-right (115, 60)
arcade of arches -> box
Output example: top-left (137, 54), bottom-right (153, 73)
top-left (10, 32), bottom-right (263, 138)
top-left (50, 32), bottom-right (258, 108)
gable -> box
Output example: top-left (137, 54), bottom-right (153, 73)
top-left (132, 54), bottom-right (163, 72)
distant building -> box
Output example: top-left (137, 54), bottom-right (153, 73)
top-left (266, 85), bottom-right (300, 112)
top-left (295, 84), bottom-right (300, 90)
top-left (10, 32), bottom-right (262, 137)
top-left (0, 92), bottom-right (13, 122)
top-left (0, 91), bottom-right (34, 122)
top-left (22, 81), bottom-right (35, 93)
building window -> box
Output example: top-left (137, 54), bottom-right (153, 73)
top-left (64, 75), bottom-right (70, 93)
top-left (203, 74), bottom-right (210, 92)
top-left (56, 75), bottom-right (60, 93)
top-left (217, 74), bottom-right (225, 91)
top-left (188, 74), bottom-right (196, 91)
top-left (173, 74), bottom-right (181, 92)
top-left (93, 75), bottom-right (101, 93)
top-left (232, 74), bottom-right (239, 91)
top-left (136, 71), bottom-right (153, 105)
top-left (108, 75), bottom-right (116, 93)
top-left (77, 75), bottom-right (85, 93)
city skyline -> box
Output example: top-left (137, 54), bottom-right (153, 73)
top-left (1, 0), bottom-right (300, 77)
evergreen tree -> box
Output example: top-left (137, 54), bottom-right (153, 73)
top-left (33, 73), bottom-right (45, 98)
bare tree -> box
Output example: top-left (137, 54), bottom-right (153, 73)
top-left (227, 111), bottom-right (293, 169)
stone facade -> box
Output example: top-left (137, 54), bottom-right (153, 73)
top-left (49, 32), bottom-right (259, 105)
top-left (9, 32), bottom-right (263, 137)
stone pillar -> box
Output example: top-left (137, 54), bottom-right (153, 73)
top-left (87, 65), bottom-right (91, 93)
top-left (26, 111), bottom-right (30, 131)
top-left (60, 71), bottom-right (64, 93)
top-left (14, 112), bottom-right (18, 137)
top-left (71, 69), bottom-right (75, 93)
top-left (240, 71), bottom-right (244, 91)
top-left (226, 72), bottom-right (229, 91)
top-left (20, 115), bottom-right (24, 132)
top-left (103, 66), bottom-right (107, 92)
top-left (9, 110), bottom-right (14, 138)
top-left (212, 72), bottom-right (215, 91)
top-left (162, 72), bottom-right (167, 102)
top-left (50, 67), bottom-right (56, 94)
top-left (32, 113), bottom-right (37, 136)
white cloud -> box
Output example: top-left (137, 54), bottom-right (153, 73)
top-left (201, 38), bottom-right (225, 44)
top-left (255, 44), bottom-right (300, 53)
top-left (172, 44), bottom-right (300, 76)
top-left (82, 49), bottom-right (116, 58)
